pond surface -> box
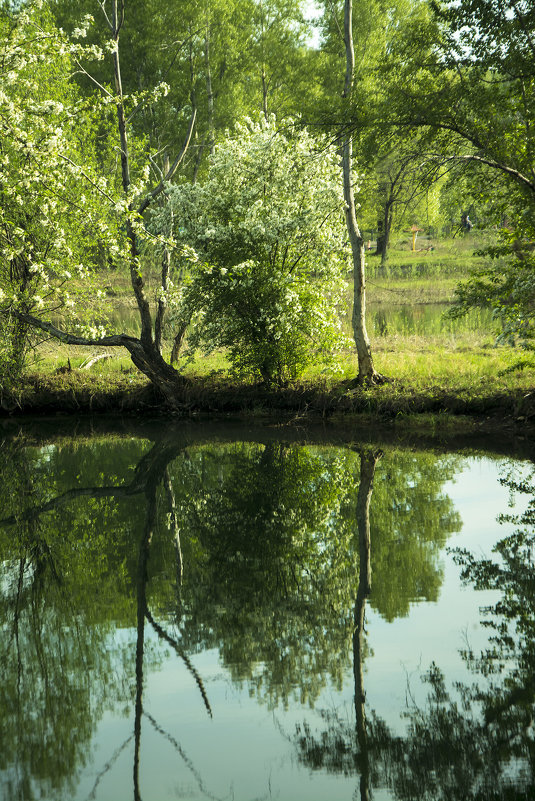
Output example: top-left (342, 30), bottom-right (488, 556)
top-left (367, 303), bottom-right (494, 337)
top-left (1, 421), bottom-right (534, 801)
top-left (106, 301), bottom-right (494, 339)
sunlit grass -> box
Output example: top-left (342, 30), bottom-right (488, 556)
top-left (31, 315), bottom-right (535, 400)
top-left (25, 230), bottom-right (535, 409)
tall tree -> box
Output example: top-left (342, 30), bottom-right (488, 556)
top-left (340, 0), bottom-right (383, 383)
top-left (0, 1), bottom-right (202, 405)
top-left (380, 0), bottom-right (535, 341)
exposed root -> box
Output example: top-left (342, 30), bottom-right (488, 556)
top-left (346, 372), bottom-right (392, 389)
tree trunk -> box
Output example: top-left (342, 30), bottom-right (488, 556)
top-left (170, 321), bottom-right (188, 365)
top-left (204, 24), bottom-right (215, 156)
top-left (342, 0), bottom-right (383, 384)
top-left (342, 139), bottom-right (378, 383)
top-left (108, 0), bottom-right (194, 405)
top-left (382, 203), bottom-right (393, 267)
top-left (259, 0), bottom-right (269, 120)
top-left (353, 449), bottom-right (381, 801)
top-left (376, 199), bottom-right (393, 267)
top-left (375, 214), bottom-right (384, 258)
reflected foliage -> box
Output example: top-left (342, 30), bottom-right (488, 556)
top-left (0, 428), bottom-right (461, 799)
top-left (296, 458), bottom-right (535, 801)
top-left (0, 436), bottom-right (146, 801)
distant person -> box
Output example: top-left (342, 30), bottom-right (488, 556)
top-left (461, 213), bottom-right (473, 232)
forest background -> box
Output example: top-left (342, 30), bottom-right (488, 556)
top-left (1, 0), bottom-right (535, 422)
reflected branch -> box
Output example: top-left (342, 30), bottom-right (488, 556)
top-left (0, 438), bottom-right (187, 529)
top-left (145, 608), bottom-right (213, 718)
top-left (163, 468), bottom-right (183, 588)
top-left (0, 485), bottom-right (135, 527)
top-left (85, 735), bottom-right (134, 801)
top-left (144, 712), bottom-right (224, 801)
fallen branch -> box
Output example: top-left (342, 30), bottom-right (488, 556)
top-left (79, 352), bottom-right (113, 370)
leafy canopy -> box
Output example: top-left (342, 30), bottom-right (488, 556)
top-left (157, 116), bottom-right (350, 383)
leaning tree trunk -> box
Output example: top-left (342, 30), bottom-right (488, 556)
top-left (342, 0), bottom-right (383, 385)
top-left (14, 0), bottom-right (195, 408)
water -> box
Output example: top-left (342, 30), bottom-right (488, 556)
top-left (102, 302), bottom-right (494, 339)
top-left (0, 421), bottom-right (534, 801)
top-left (367, 303), bottom-right (494, 337)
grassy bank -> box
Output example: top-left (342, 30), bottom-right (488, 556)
top-left (5, 347), bottom-right (535, 433)
top-left (5, 231), bottom-right (534, 429)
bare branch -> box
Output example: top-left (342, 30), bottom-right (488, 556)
top-left (138, 108), bottom-right (197, 215)
top-left (97, 1), bottom-right (114, 33)
top-left (57, 153), bottom-right (117, 205)
top-left (72, 57), bottom-right (113, 97)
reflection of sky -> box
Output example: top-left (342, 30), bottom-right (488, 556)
top-left (57, 456), bottom-right (535, 800)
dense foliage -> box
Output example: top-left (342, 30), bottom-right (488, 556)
top-left (156, 118), bottom-right (350, 383)
top-left (0, 0), bottom-right (535, 393)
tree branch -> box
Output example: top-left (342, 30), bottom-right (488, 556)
top-left (137, 108), bottom-right (197, 215)
top-left (145, 608), bottom-right (212, 718)
top-left (454, 153), bottom-right (535, 195)
top-left (9, 310), bottom-right (138, 349)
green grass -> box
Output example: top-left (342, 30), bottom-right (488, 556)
top-left (30, 331), bottom-right (535, 400)
top-left (365, 230), bottom-right (492, 281)
top-left (12, 230), bottom-right (533, 423)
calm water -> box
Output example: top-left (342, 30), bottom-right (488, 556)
top-left (1, 421), bottom-right (534, 801)
top-left (367, 303), bottom-right (494, 337)
top-left (109, 302), bottom-right (494, 339)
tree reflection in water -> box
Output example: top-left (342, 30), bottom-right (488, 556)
top-left (295, 459), bottom-right (535, 801)
top-left (0, 427), bottom-right (462, 800)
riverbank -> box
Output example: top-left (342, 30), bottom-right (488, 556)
top-left (3, 369), bottom-right (535, 440)
top-left (4, 234), bottom-right (532, 433)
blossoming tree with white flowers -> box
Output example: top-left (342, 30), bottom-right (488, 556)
top-left (156, 117), bottom-right (351, 385)
top-left (0, 0), bottom-right (195, 404)
top-left (0, 3), bottom-right (112, 381)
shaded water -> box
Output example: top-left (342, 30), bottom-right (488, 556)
top-left (1, 421), bottom-right (534, 801)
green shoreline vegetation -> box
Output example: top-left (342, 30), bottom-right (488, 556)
top-left (1, 1), bottom-right (534, 428)
top-left (5, 237), bottom-right (535, 432)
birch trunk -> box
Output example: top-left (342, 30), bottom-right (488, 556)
top-left (342, 0), bottom-right (382, 384)
top-left (204, 24), bottom-right (215, 156)
top-left (353, 449), bottom-right (381, 801)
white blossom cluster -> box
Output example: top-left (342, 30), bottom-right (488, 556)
top-left (0, 1), bottom-right (172, 345)
top-left (152, 117), bottom-right (352, 381)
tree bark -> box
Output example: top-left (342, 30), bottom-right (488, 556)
top-left (376, 198), bottom-right (393, 267)
top-left (204, 24), bottom-right (215, 156)
top-left (259, 0), bottom-right (269, 120)
top-left (353, 449), bottom-right (381, 801)
top-left (342, 0), bottom-right (382, 384)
